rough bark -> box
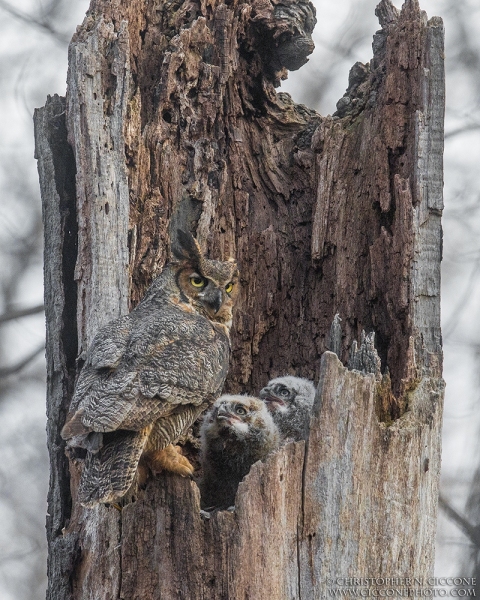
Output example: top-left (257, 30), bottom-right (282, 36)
top-left (35, 0), bottom-right (445, 598)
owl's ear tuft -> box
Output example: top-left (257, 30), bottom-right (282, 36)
top-left (172, 230), bottom-right (203, 264)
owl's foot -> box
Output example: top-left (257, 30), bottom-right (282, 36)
top-left (147, 444), bottom-right (194, 477)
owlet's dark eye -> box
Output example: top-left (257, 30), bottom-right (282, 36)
top-left (235, 405), bottom-right (247, 415)
top-left (190, 275), bottom-right (206, 288)
top-left (225, 282), bottom-right (234, 294)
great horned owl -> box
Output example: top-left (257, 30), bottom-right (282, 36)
top-left (259, 376), bottom-right (316, 442)
top-left (61, 230), bottom-right (239, 507)
top-left (199, 395), bottom-right (280, 510)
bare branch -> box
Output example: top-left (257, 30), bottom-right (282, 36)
top-left (0, 304), bottom-right (44, 325)
top-left (443, 256), bottom-right (480, 340)
top-left (0, 0), bottom-right (70, 45)
top-left (444, 124), bottom-right (480, 139)
top-left (0, 344), bottom-right (45, 379)
top-left (0, 544), bottom-right (43, 566)
top-left (439, 495), bottom-right (480, 548)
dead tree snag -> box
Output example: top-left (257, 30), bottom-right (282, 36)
top-left (35, 0), bottom-right (444, 597)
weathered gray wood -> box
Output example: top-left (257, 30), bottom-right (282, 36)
top-left (34, 94), bottom-right (79, 600)
top-left (411, 14), bottom-right (444, 378)
top-left (66, 18), bottom-right (131, 349)
top-left (55, 21), bottom-right (135, 599)
top-left (119, 442), bottom-right (305, 599)
top-left (301, 351), bottom-right (443, 594)
top-left (37, 0), bottom-right (445, 598)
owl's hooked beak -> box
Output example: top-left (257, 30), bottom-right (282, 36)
top-left (202, 288), bottom-right (223, 314)
top-left (259, 387), bottom-right (268, 399)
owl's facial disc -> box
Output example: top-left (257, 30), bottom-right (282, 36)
top-left (186, 271), bottom-right (232, 315)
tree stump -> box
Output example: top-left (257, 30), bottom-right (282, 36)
top-left (34, 0), bottom-right (445, 597)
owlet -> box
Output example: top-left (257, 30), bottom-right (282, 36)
top-left (259, 376), bottom-right (316, 441)
top-left (199, 395), bottom-right (280, 510)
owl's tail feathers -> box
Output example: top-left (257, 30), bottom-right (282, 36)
top-left (77, 428), bottom-right (150, 507)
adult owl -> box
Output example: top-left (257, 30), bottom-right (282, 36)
top-left (61, 230), bottom-right (239, 507)
top-left (259, 376), bottom-right (316, 442)
top-left (199, 395), bottom-right (280, 510)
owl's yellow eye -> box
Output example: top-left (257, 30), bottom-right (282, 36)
top-left (235, 405), bottom-right (247, 416)
top-left (225, 282), bottom-right (234, 294)
top-left (190, 275), bottom-right (206, 288)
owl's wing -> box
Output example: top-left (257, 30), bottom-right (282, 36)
top-left (65, 315), bottom-right (132, 419)
top-left (61, 364), bottom-right (175, 439)
top-left (135, 327), bottom-right (230, 402)
top-left (87, 315), bottom-right (131, 370)
top-left (62, 310), bottom-right (230, 441)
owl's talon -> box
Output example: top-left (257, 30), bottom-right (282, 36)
top-left (146, 444), bottom-right (195, 477)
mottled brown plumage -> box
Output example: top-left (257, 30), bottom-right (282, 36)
top-left (61, 231), bottom-right (239, 507)
top-left (199, 395), bottom-right (280, 510)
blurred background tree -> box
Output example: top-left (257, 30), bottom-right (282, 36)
top-left (0, 2), bottom-right (86, 598)
top-left (0, 0), bottom-right (478, 597)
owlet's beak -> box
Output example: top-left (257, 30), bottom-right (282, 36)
top-left (217, 403), bottom-right (230, 419)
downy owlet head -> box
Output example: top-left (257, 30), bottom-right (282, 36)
top-left (259, 376), bottom-right (316, 442)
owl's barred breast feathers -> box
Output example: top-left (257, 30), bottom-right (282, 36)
top-left (61, 230), bottom-right (239, 507)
